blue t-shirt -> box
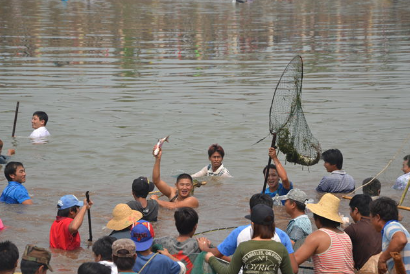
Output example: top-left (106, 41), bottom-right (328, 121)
top-left (132, 252), bottom-right (180, 274)
top-left (382, 221), bottom-right (410, 273)
top-left (217, 224), bottom-right (294, 257)
top-left (264, 182), bottom-right (293, 198)
top-left (0, 181), bottom-right (31, 204)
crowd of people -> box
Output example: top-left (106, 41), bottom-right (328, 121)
top-left (1, 112), bottom-right (410, 274)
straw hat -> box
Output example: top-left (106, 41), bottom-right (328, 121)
top-left (306, 193), bottom-right (342, 223)
top-left (106, 204), bottom-right (143, 231)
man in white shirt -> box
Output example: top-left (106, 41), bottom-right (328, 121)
top-left (393, 155), bottom-right (410, 190)
top-left (30, 111), bottom-right (50, 139)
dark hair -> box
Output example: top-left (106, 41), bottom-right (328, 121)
top-left (208, 144), bottom-right (225, 158)
top-left (252, 222), bottom-right (275, 239)
top-left (92, 236), bottom-right (116, 261)
top-left (369, 197), bottom-right (398, 222)
top-left (0, 241), bottom-right (19, 271)
top-left (174, 207), bottom-right (198, 235)
top-left (250, 193), bottom-right (273, 209)
top-left (0, 139), bottom-right (3, 149)
top-left (33, 111), bottom-right (48, 126)
top-left (4, 161), bottom-right (24, 182)
top-left (321, 149), bottom-right (343, 170)
top-left (313, 213), bottom-right (340, 228)
top-left (57, 206), bottom-right (79, 217)
top-left (21, 260), bottom-right (48, 274)
top-left (78, 262), bottom-right (111, 274)
top-left (289, 199), bottom-right (306, 211)
top-left (404, 155), bottom-right (410, 168)
top-left (113, 252), bottom-right (135, 271)
top-left (362, 177), bottom-right (381, 196)
top-left (176, 173), bottom-right (193, 184)
top-left (262, 164), bottom-right (277, 175)
top-left (349, 194), bottom-right (372, 216)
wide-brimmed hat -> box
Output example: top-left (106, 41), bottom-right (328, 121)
top-left (278, 189), bottom-right (308, 204)
top-left (106, 204), bottom-right (143, 231)
top-left (22, 244), bottom-right (53, 272)
top-left (306, 193), bottom-right (342, 223)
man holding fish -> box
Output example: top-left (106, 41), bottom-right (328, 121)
top-left (150, 143), bottom-right (199, 209)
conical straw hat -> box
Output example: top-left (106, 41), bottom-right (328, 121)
top-left (106, 204), bottom-right (143, 231)
top-left (306, 193), bottom-right (342, 223)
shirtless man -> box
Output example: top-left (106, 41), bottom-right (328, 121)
top-left (150, 149), bottom-right (198, 209)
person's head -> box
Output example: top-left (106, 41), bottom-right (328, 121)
top-left (77, 262), bottom-right (111, 274)
top-left (362, 177), bottom-right (381, 197)
top-left (208, 144), bottom-right (225, 169)
top-left (279, 189), bottom-right (308, 215)
top-left (402, 155), bottom-right (410, 174)
top-left (112, 239), bottom-right (137, 271)
top-left (175, 173), bottom-right (193, 199)
top-left (32, 111), bottom-right (48, 129)
top-left (92, 236), bottom-right (116, 262)
top-left (174, 207), bottom-right (198, 236)
top-left (263, 164), bottom-right (279, 190)
top-left (106, 204), bottom-right (142, 231)
top-left (0, 241), bottom-right (19, 273)
top-left (369, 196), bottom-right (399, 232)
top-left (0, 139), bottom-right (3, 153)
top-left (20, 245), bottom-right (53, 274)
top-left (246, 204), bottom-right (275, 239)
top-left (131, 220), bottom-right (155, 252)
top-left (306, 193), bottom-right (342, 229)
top-left (349, 194), bottom-right (372, 223)
top-left (132, 177), bottom-right (154, 199)
top-left (4, 161), bottom-right (25, 183)
top-left (249, 193), bottom-right (273, 210)
top-left (321, 149), bottom-right (343, 171)
top-left (56, 195), bottom-right (83, 218)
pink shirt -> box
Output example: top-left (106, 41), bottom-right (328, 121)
top-left (312, 228), bottom-right (354, 274)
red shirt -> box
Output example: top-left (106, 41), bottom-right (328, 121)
top-left (49, 217), bottom-right (81, 250)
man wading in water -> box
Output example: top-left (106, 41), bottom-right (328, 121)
top-left (150, 148), bottom-right (198, 209)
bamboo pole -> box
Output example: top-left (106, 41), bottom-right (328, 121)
top-left (342, 196), bottom-right (410, 211)
top-left (399, 178), bottom-right (410, 206)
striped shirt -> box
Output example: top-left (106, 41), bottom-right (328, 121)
top-left (287, 214), bottom-right (312, 242)
top-left (312, 228), bottom-right (354, 274)
top-left (382, 221), bottom-right (410, 273)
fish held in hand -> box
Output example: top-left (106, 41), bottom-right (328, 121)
top-left (153, 135), bottom-right (170, 155)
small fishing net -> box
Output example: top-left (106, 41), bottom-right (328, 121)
top-left (269, 55), bottom-right (321, 166)
top-left (190, 252), bottom-right (229, 274)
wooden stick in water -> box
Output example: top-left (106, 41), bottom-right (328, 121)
top-left (342, 196), bottom-right (410, 211)
top-left (12, 101), bottom-right (19, 137)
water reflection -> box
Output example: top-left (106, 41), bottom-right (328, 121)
top-left (1, 0), bottom-right (410, 272)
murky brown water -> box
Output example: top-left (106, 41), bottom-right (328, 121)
top-left (0, 0), bottom-right (410, 272)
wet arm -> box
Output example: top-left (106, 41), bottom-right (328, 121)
top-left (294, 233), bottom-right (319, 265)
top-left (152, 150), bottom-right (173, 198)
top-left (69, 199), bottom-right (92, 235)
top-left (22, 199), bottom-right (33, 205)
top-left (378, 231), bottom-right (408, 273)
top-left (269, 147), bottom-right (291, 189)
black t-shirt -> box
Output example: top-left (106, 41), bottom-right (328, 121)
top-left (127, 199), bottom-right (159, 222)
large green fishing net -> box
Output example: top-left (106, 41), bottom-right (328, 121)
top-left (269, 55), bottom-right (321, 166)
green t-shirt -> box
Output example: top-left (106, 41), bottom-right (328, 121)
top-left (208, 240), bottom-right (293, 274)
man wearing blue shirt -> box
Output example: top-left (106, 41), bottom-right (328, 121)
top-left (199, 193), bottom-right (298, 274)
top-left (0, 161), bottom-right (32, 204)
top-left (264, 147), bottom-right (293, 198)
